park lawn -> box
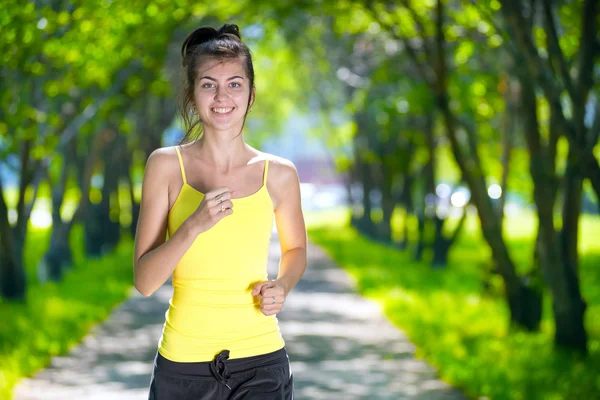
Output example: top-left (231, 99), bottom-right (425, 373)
top-left (306, 208), bottom-right (600, 400)
top-left (0, 225), bottom-right (134, 399)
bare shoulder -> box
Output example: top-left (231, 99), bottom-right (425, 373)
top-left (144, 146), bottom-right (180, 177)
top-left (260, 153), bottom-right (300, 210)
top-left (263, 153), bottom-right (298, 185)
top-left (146, 146), bottom-right (178, 167)
top-left (142, 146), bottom-right (183, 196)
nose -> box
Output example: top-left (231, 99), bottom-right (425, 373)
top-left (214, 85), bottom-right (228, 102)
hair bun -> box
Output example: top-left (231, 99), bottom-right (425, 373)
top-left (181, 24), bottom-right (242, 62)
top-left (181, 26), bottom-right (218, 60)
top-left (217, 24), bottom-right (241, 39)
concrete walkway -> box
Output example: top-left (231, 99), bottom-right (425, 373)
top-left (13, 233), bottom-right (466, 400)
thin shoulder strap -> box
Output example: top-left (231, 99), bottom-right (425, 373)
top-left (174, 146), bottom-right (187, 184)
top-left (262, 159), bottom-right (269, 186)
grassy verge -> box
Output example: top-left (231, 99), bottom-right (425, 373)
top-left (0, 225), bottom-right (134, 399)
top-left (306, 208), bottom-right (600, 400)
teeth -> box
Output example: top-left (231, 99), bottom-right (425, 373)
top-left (213, 108), bottom-right (233, 114)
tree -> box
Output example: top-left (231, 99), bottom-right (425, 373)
top-left (496, 0), bottom-right (599, 353)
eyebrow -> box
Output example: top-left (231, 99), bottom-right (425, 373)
top-left (199, 76), bottom-right (245, 81)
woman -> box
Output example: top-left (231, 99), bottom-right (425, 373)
top-left (133, 23), bottom-right (307, 399)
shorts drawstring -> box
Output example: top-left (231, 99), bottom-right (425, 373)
top-left (209, 350), bottom-right (232, 390)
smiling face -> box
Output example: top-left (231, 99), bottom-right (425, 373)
top-left (193, 58), bottom-right (255, 133)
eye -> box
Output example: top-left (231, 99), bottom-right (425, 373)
top-left (201, 83), bottom-right (214, 89)
top-left (230, 82), bottom-right (241, 88)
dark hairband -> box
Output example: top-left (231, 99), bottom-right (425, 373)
top-left (181, 24), bottom-right (241, 59)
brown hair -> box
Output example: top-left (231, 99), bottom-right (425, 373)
top-left (178, 24), bottom-right (255, 144)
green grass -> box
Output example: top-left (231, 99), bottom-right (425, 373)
top-left (306, 208), bottom-right (600, 400)
top-left (0, 225), bottom-right (134, 399)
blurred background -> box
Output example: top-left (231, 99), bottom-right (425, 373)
top-left (1, 0), bottom-right (599, 399)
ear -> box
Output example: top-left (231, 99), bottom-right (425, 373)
top-left (248, 87), bottom-right (256, 110)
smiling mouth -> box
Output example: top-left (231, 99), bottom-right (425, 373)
top-left (212, 107), bottom-right (234, 116)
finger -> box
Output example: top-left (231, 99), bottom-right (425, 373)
top-left (259, 282), bottom-right (276, 295)
top-left (218, 207), bottom-right (233, 217)
top-left (212, 200), bottom-right (233, 213)
top-left (206, 187), bottom-right (230, 198)
top-left (260, 303), bottom-right (283, 312)
top-left (211, 191), bottom-right (232, 204)
top-left (252, 282), bottom-right (268, 296)
top-left (210, 204), bottom-right (233, 220)
top-left (252, 281), bottom-right (272, 296)
top-left (260, 308), bottom-right (279, 316)
top-left (261, 305), bottom-right (280, 313)
top-left (261, 287), bottom-right (283, 298)
top-left (260, 295), bottom-right (281, 306)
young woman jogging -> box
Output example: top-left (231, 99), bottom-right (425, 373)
top-left (133, 23), bottom-right (307, 399)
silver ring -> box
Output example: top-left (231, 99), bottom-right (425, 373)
top-left (272, 297), bottom-right (276, 304)
top-left (221, 204), bottom-right (225, 212)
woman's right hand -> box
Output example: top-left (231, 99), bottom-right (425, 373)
top-left (189, 187), bottom-right (235, 234)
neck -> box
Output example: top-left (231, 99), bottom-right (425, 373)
top-left (192, 127), bottom-right (249, 170)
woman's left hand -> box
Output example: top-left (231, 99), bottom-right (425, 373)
top-left (251, 280), bottom-right (287, 316)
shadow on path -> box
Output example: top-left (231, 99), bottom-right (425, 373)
top-left (13, 233), bottom-right (467, 400)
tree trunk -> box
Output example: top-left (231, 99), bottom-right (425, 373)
top-left (0, 138), bottom-right (41, 300)
top-left (366, 0), bottom-right (540, 329)
top-left (84, 203), bottom-right (105, 258)
top-left (413, 213), bottom-right (426, 260)
top-left (438, 100), bottom-right (534, 327)
top-left (353, 113), bottom-right (376, 237)
top-left (99, 130), bottom-right (122, 252)
top-left (39, 143), bottom-right (74, 282)
top-left (431, 208), bottom-right (468, 268)
top-left (507, 277), bottom-right (543, 331)
top-left (121, 148), bottom-right (139, 238)
top-left (556, 150), bottom-right (587, 351)
top-left (500, 0), bottom-right (600, 207)
top-left (400, 173), bottom-right (415, 251)
top-left (41, 219), bottom-right (73, 282)
top-left (519, 66), bottom-right (587, 351)
top-left (379, 172), bottom-right (394, 243)
top-left (128, 172), bottom-right (140, 238)
top-left (358, 162), bottom-right (375, 237)
top-left (431, 217), bottom-right (449, 267)
top-left (561, 150), bottom-right (583, 283)
top-left (537, 213), bottom-right (587, 351)
top-left (433, 0), bottom-right (536, 330)
top-left (0, 178), bottom-right (26, 301)
top-left (84, 127), bottom-right (121, 257)
top-left (499, 74), bottom-right (515, 223)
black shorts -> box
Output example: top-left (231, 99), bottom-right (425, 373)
top-left (148, 347), bottom-right (294, 400)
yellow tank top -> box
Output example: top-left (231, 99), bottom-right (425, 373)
top-left (157, 146), bottom-right (285, 362)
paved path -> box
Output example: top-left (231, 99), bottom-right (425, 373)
top-left (13, 233), bottom-right (466, 399)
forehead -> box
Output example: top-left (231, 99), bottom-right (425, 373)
top-left (197, 58), bottom-right (246, 79)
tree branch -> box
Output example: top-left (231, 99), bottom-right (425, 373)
top-left (576, 0), bottom-right (597, 102)
top-left (15, 140), bottom-right (33, 227)
top-left (499, 1), bottom-right (576, 140)
top-left (466, 0), bottom-right (517, 53)
top-left (21, 160), bottom-right (44, 228)
top-left (400, 0), bottom-right (435, 68)
top-left (588, 99), bottom-right (600, 147)
top-left (0, 175), bottom-right (13, 238)
top-left (540, 0), bottom-right (575, 100)
top-left (364, 0), bottom-right (436, 88)
top-left (70, 128), bottom-right (107, 225)
top-left (56, 60), bottom-right (141, 151)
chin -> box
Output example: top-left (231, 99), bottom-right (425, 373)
top-left (209, 120), bottom-right (243, 132)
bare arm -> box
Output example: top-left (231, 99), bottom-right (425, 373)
top-left (273, 162), bottom-right (307, 296)
top-left (133, 148), bottom-right (234, 296)
top-left (252, 159), bottom-right (307, 314)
